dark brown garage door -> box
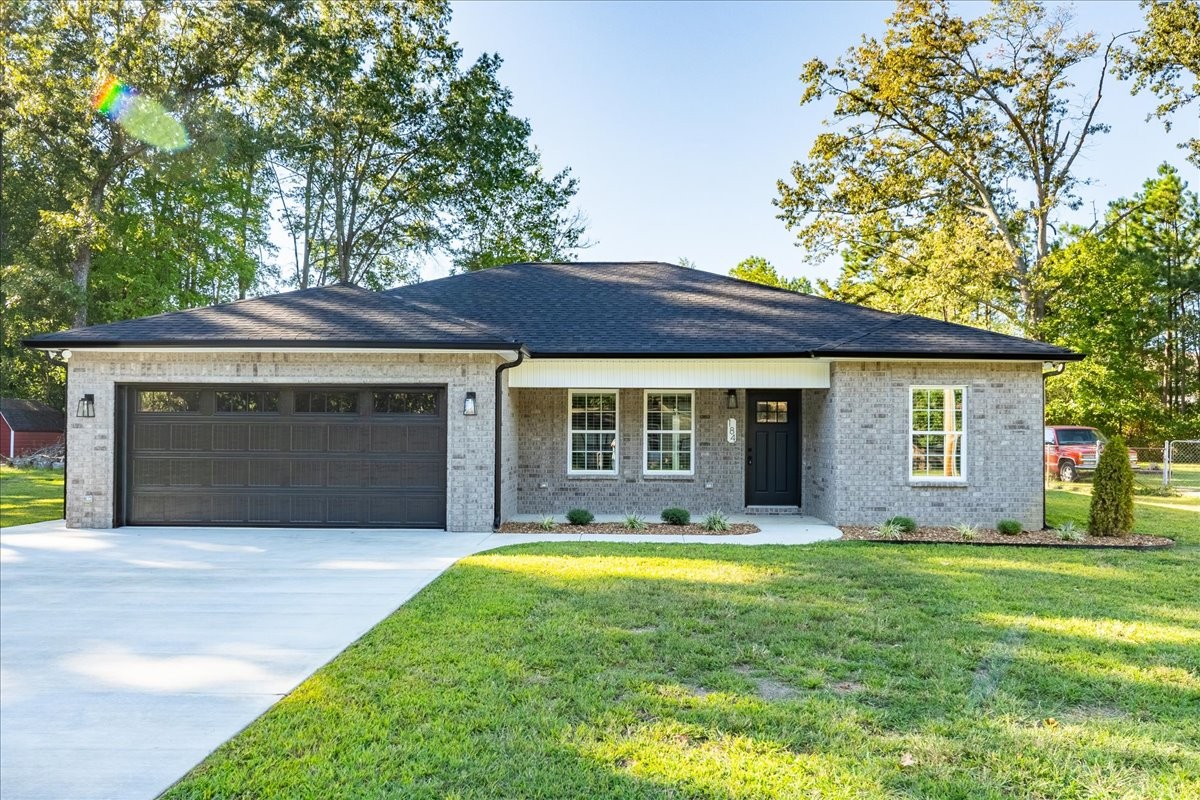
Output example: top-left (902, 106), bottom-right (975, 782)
top-left (120, 386), bottom-right (447, 528)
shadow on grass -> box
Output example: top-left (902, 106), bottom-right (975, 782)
top-left (163, 541), bottom-right (1200, 800)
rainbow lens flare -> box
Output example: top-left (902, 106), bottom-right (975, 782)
top-left (92, 76), bottom-right (189, 152)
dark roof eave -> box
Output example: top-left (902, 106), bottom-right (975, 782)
top-left (808, 349), bottom-right (1083, 362)
top-left (526, 349), bottom-right (1082, 361)
top-left (21, 338), bottom-right (522, 351)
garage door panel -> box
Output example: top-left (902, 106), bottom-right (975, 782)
top-left (328, 424), bottom-right (367, 452)
top-left (211, 495), bottom-right (249, 524)
top-left (212, 460), bottom-right (249, 487)
top-left (166, 495), bottom-right (211, 524)
top-left (134, 459), bottom-right (171, 487)
top-left (169, 459), bottom-right (210, 487)
top-left (290, 460), bottom-right (325, 488)
top-left (249, 425), bottom-right (287, 452)
top-left (126, 386), bottom-right (447, 528)
top-left (291, 496), bottom-right (325, 524)
top-left (406, 426), bottom-right (445, 454)
top-left (371, 459), bottom-right (444, 490)
top-left (170, 424), bottom-right (209, 451)
top-left (212, 423), bottom-right (249, 451)
top-left (290, 425), bottom-right (325, 452)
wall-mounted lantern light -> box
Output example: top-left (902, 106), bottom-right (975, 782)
top-left (77, 393), bottom-right (96, 418)
top-left (463, 391), bottom-right (477, 416)
top-left (726, 389), bottom-right (738, 410)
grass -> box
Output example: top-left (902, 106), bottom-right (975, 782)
top-left (165, 498), bottom-right (1200, 799)
top-left (0, 465), bottom-right (64, 528)
top-left (1047, 485), bottom-right (1199, 545)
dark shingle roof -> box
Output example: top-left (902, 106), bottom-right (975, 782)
top-left (385, 262), bottom-right (1077, 360)
top-left (24, 262), bottom-right (1077, 361)
top-left (23, 284), bottom-right (517, 349)
top-left (0, 398), bottom-right (65, 432)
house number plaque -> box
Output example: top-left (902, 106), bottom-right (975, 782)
top-left (727, 418), bottom-right (737, 443)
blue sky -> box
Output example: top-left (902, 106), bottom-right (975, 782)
top-left (431, 0), bottom-right (1194, 285)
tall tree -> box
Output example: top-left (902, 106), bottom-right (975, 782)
top-left (264, 0), bottom-right (583, 289)
top-left (777, 0), bottom-right (1120, 337)
top-left (1043, 164), bottom-right (1200, 441)
top-left (4, 0), bottom-right (284, 327)
top-left (1115, 0), bottom-right (1200, 166)
top-left (729, 256), bottom-right (813, 293)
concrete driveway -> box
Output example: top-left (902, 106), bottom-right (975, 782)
top-left (0, 522), bottom-right (497, 800)
top-left (0, 517), bottom-right (838, 800)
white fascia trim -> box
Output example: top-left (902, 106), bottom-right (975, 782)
top-left (48, 346), bottom-right (522, 358)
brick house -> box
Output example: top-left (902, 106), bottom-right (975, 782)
top-left (0, 397), bottom-right (66, 460)
top-left (24, 262), bottom-right (1078, 531)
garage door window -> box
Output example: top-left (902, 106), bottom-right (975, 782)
top-left (294, 390), bottom-right (359, 413)
top-left (374, 391), bottom-right (438, 414)
top-left (215, 390), bottom-right (280, 413)
top-left (137, 390), bottom-right (200, 413)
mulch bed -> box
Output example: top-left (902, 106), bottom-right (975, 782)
top-left (839, 526), bottom-right (1175, 549)
top-left (497, 522), bottom-right (760, 536)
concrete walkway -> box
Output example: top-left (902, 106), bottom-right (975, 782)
top-left (0, 517), bottom-right (839, 800)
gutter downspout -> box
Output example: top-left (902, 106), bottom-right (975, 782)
top-left (493, 348), bottom-right (527, 530)
top-left (1042, 361), bottom-right (1066, 529)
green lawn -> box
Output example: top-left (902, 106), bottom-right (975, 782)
top-left (0, 465), bottom-right (64, 528)
top-left (166, 497), bottom-right (1200, 800)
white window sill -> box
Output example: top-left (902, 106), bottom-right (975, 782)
top-left (908, 479), bottom-right (969, 488)
top-left (642, 473), bottom-right (695, 480)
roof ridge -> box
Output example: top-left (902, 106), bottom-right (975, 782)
top-left (817, 314), bottom-right (915, 351)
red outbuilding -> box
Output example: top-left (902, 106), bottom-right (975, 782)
top-left (0, 398), bottom-right (65, 460)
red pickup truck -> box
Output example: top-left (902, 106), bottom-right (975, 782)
top-left (1044, 426), bottom-right (1138, 482)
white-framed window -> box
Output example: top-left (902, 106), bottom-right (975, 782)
top-left (910, 386), bottom-right (966, 481)
top-left (568, 390), bottom-right (618, 474)
top-left (644, 390), bottom-right (694, 475)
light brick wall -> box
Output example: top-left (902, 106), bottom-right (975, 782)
top-left (514, 388), bottom-right (745, 517)
top-left (64, 350), bottom-right (502, 531)
top-left (499, 369), bottom-right (519, 525)
top-left (801, 387), bottom-right (837, 522)
top-left (819, 361), bottom-right (1044, 529)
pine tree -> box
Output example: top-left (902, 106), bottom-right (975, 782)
top-left (1088, 435), bottom-right (1135, 536)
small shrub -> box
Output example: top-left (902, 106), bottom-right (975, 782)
top-left (953, 523), bottom-right (978, 541)
top-left (996, 519), bottom-right (1022, 536)
top-left (566, 508), bottom-right (594, 526)
top-left (1056, 521), bottom-right (1082, 541)
top-left (537, 515), bottom-right (556, 531)
top-left (622, 514), bottom-right (647, 531)
top-left (701, 511), bottom-right (730, 532)
top-left (661, 507), bottom-right (690, 525)
top-left (886, 516), bottom-right (917, 533)
top-left (1090, 434), bottom-right (1135, 536)
top-left (1134, 484), bottom-right (1177, 497)
top-left (875, 521), bottom-right (904, 540)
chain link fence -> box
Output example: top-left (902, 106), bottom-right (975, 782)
top-left (1164, 440), bottom-right (1200, 494)
top-left (1048, 439), bottom-right (1200, 495)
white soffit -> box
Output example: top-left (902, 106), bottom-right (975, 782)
top-left (508, 358), bottom-right (831, 389)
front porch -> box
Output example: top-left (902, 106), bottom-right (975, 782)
top-left (507, 385), bottom-right (823, 521)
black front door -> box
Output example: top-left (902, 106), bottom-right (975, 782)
top-left (745, 390), bottom-right (800, 506)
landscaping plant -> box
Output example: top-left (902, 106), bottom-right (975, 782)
top-left (622, 514), bottom-right (647, 531)
top-left (885, 515), bottom-right (917, 533)
top-left (566, 508), bottom-right (594, 526)
top-left (953, 523), bottom-right (978, 541)
top-left (537, 516), bottom-right (556, 531)
top-left (875, 521), bottom-right (904, 540)
top-left (1088, 434), bottom-right (1135, 536)
top-left (1055, 521), bottom-right (1082, 541)
top-left (996, 519), bottom-right (1023, 536)
top-left (701, 511), bottom-right (729, 532)
top-left (660, 507), bottom-right (690, 525)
